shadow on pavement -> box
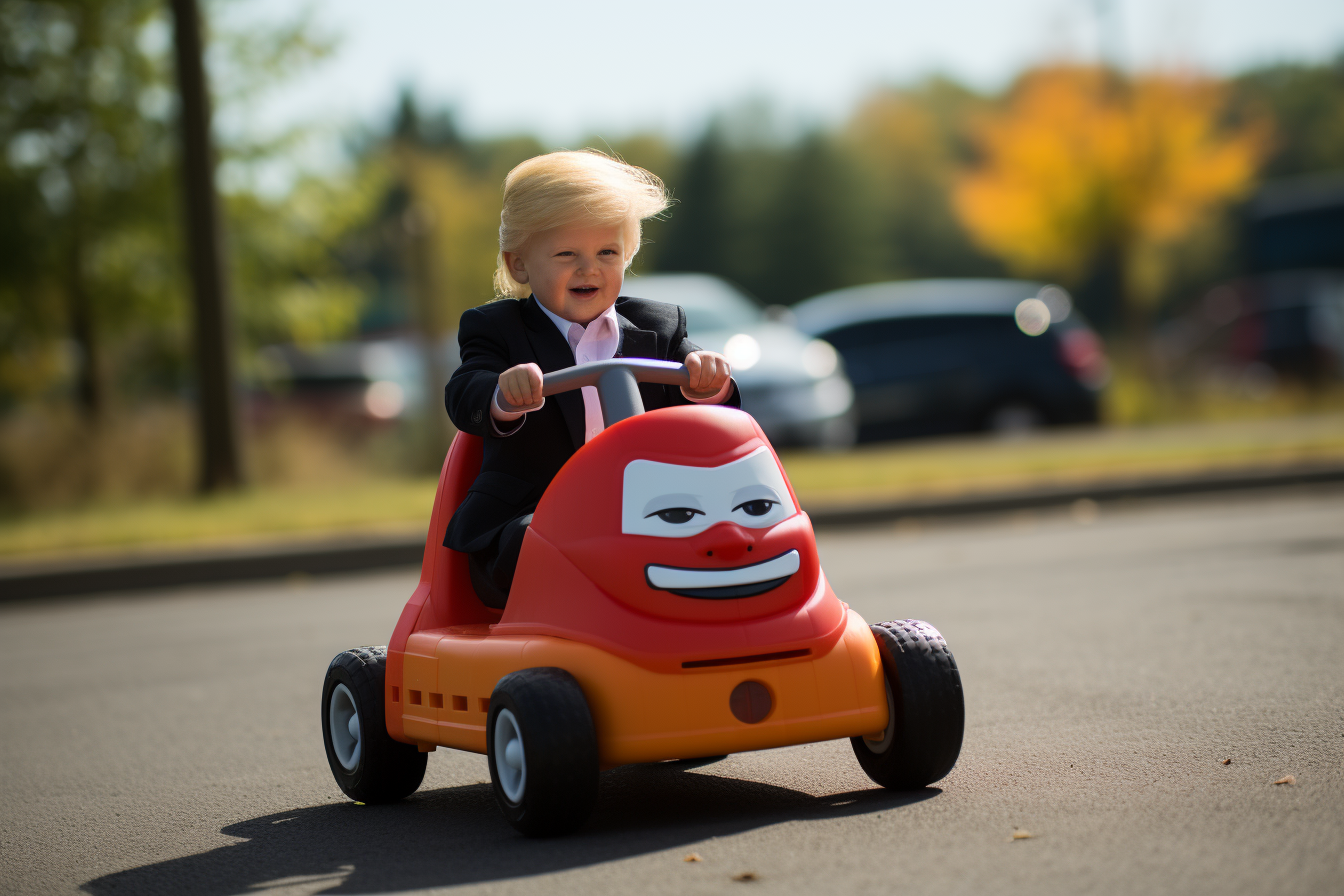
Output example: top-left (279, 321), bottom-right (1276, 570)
top-left (83, 761), bottom-right (937, 894)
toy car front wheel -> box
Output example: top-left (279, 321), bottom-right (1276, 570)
top-left (321, 646), bottom-right (427, 803)
top-left (851, 620), bottom-right (964, 789)
top-left (487, 667), bottom-right (599, 837)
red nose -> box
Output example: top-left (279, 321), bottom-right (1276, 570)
top-left (697, 522), bottom-right (754, 562)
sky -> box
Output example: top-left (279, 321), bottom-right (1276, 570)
top-left (217, 0), bottom-right (1344, 178)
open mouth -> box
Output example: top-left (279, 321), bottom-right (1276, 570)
top-left (570, 286), bottom-right (599, 298)
top-left (645, 550), bottom-right (800, 599)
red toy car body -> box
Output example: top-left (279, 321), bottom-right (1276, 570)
top-left (322, 360), bottom-right (964, 835)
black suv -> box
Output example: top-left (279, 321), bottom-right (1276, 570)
top-left (792, 279), bottom-right (1108, 441)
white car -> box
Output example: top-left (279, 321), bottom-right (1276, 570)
top-left (625, 273), bottom-right (856, 448)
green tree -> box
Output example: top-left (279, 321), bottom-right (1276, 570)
top-left (657, 124), bottom-right (735, 278)
top-left (1, 2), bottom-right (361, 404)
top-left (1, 0), bottom-right (181, 416)
top-left (1, 1), bottom-right (378, 505)
top-left (757, 132), bottom-right (868, 305)
top-left (1230, 53), bottom-right (1344, 178)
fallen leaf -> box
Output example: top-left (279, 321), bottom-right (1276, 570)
top-left (1274, 775), bottom-right (1295, 785)
top-left (1221, 758), bottom-right (1231, 765)
top-left (732, 872), bottom-right (759, 882)
top-left (683, 853), bottom-right (702, 863)
top-left (1012, 830), bottom-right (1034, 840)
top-left (352, 802), bottom-right (365, 806)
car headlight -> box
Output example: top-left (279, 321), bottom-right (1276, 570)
top-left (724, 333), bottom-right (761, 371)
top-left (812, 376), bottom-right (853, 415)
top-left (801, 339), bottom-right (838, 378)
top-left (1014, 298), bottom-right (1051, 336)
top-left (364, 380), bottom-right (406, 419)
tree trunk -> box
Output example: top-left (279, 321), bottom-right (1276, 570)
top-left (1075, 236), bottom-right (1127, 334)
top-left (170, 0), bottom-right (242, 492)
top-left (66, 210), bottom-right (103, 421)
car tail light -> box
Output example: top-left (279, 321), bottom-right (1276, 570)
top-left (1057, 328), bottom-right (1111, 389)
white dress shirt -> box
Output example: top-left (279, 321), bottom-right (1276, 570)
top-left (542, 300), bottom-right (620, 443)
top-left (490, 299), bottom-right (731, 442)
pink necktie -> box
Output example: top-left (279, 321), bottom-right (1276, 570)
top-left (567, 322), bottom-right (605, 442)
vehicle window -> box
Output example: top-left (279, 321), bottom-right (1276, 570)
top-left (821, 315), bottom-right (1009, 350)
top-left (682, 294), bottom-right (758, 333)
top-left (823, 314), bottom-right (1036, 386)
top-left (627, 277), bottom-right (762, 333)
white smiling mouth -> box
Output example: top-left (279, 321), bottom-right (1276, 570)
top-left (645, 550), bottom-right (801, 599)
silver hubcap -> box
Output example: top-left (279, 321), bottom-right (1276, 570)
top-left (493, 708), bottom-right (527, 804)
top-left (329, 683), bottom-right (362, 771)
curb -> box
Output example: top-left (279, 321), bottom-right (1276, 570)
top-left (804, 461), bottom-right (1344, 527)
top-left (0, 534), bottom-right (425, 603)
top-left (3, 462), bottom-right (1342, 602)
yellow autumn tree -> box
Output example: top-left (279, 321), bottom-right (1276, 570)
top-left (954, 66), bottom-right (1266, 333)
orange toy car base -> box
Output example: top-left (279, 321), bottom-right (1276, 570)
top-left (321, 359), bottom-right (965, 836)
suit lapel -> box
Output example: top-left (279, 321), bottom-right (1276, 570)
top-left (521, 297), bottom-right (586, 451)
top-left (616, 313), bottom-right (665, 415)
top-left (615, 313), bottom-right (658, 359)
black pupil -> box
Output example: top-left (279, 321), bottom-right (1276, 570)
top-left (656, 508), bottom-right (698, 524)
top-left (739, 500), bottom-right (773, 516)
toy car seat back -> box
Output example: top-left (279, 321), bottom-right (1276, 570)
top-left (390, 431), bottom-right (497, 649)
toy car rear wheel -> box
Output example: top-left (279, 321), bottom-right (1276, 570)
top-left (487, 667), bottom-right (599, 837)
top-left (851, 620), bottom-right (964, 789)
top-left (321, 646), bottom-right (427, 803)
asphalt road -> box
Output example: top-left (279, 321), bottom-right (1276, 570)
top-left (1, 488), bottom-right (1341, 896)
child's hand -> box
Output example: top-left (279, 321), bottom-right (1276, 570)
top-left (683, 351), bottom-right (732, 401)
top-left (497, 363), bottom-right (544, 412)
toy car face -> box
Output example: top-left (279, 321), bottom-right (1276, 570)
top-left (625, 447), bottom-right (801, 598)
top-left (530, 405), bottom-right (822, 622)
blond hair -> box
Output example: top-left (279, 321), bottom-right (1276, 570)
top-left (493, 150), bottom-right (670, 298)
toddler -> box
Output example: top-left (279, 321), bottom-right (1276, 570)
top-left (443, 150), bottom-right (738, 606)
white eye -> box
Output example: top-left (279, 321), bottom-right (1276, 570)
top-left (730, 484), bottom-right (784, 522)
top-left (647, 507), bottom-right (704, 524)
top-left (733, 499), bottom-right (776, 517)
top-left (622, 448), bottom-right (797, 538)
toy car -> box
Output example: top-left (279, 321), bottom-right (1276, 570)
top-left (322, 359), bottom-right (964, 836)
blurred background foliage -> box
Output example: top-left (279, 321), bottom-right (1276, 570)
top-left (2, 0), bottom-right (1344, 515)
top-left (954, 66), bottom-right (1267, 337)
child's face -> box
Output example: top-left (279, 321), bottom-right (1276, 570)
top-left (504, 221), bottom-right (629, 323)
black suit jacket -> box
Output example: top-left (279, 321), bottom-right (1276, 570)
top-left (442, 295), bottom-right (741, 553)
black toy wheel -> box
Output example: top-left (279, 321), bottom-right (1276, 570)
top-left (321, 646), bottom-right (427, 803)
top-left (851, 620), bottom-right (964, 789)
top-left (487, 667), bottom-right (599, 837)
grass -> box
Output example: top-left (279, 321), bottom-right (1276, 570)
top-left (2, 412), bottom-right (1342, 562)
top-left (0, 478), bottom-right (439, 563)
top-left (781, 412), bottom-right (1344, 508)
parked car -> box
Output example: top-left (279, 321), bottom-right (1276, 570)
top-left (625, 273), bottom-right (857, 447)
top-left (792, 279), bottom-right (1109, 441)
top-left (1152, 269), bottom-right (1344, 390)
top-left (253, 336), bottom-right (458, 423)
